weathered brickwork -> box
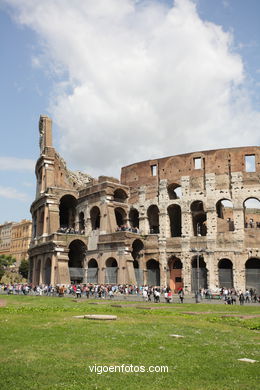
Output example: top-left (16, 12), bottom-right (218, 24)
top-left (29, 116), bottom-right (260, 292)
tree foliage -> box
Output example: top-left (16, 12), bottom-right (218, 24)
top-left (0, 254), bottom-right (16, 279)
top-left (19, 259), bottom-right (29, 279)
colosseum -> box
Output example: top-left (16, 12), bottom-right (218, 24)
top-left (28, 115), bottom-right (260, 293)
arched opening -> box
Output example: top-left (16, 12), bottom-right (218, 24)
top-left (59, 195), bottom-right (77, 229)
top-left (216, 199), bottom-right (234, 232)
top-left (90, 206), bottom-right (101, 230)
top-left (114, 189), bottom-right (128, 203)
top-left (44, 258), bottom-right (52, 285)
top-left (245, 258), bottom-right (260, 293)
top-left (115, 207), bottom-right (127, 228)
top-left (132, 239), bottom-right (144, 285)
top-left (131, 239), bottom-right (144, 260)
top-left (33, 213), bottom-right (37, 238)
top-left (168, 256), bottom-right (183, 292)
top-left (146, 259), bottom-right (160, 286)
top-left (35, 259), bottom-right (41, 285)
top-left (167, 183), bottom-right (182, 200)
top-left (218, 259), bottom-right (233, 288)
top-left (167, 205), bottom-right (182, 237)
top-left (191, 201), bottom-right (207, 236)
top-left (147, 205), bottom-right (159, 234)
top-left (105, 257), bottom-right (118, 284)
top-left (191, 256), bottom-right (208, 292)
top-left (79, 212), bottom-right (85, 232)
top-left (68, 240), bottom-right (87, 283)
top-left (87, 258), bottom-right (98, 284)
top-left (129, 208), bottom-right (139, 229)
top-left (243, 198), bottom-right (260, 228)
top-left (38, 210), bottom-right (44, 236)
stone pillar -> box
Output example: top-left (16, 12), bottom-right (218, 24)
top-left (159, 209), bottom-right (168, 238)
top-left (126, 258), bottom-right (137, 285)
top-left (206, 253), bottom-right (216, 290)
top-left (159, 238), bottom-right (167, 287)
top-left (233, 253), bottom-right (246, 292)
top-left (182, 210), bottom-right (193, 238)
top-left (51, 253), bottom-right (56, 285)
top-left (138, 186), bottom-right (149, 234)
top-left (182, 254), bottom-right (192, 293)
top-left (98, 254), bottom-right (105, 284)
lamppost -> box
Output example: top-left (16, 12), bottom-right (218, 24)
top-left (190, 247), bottom-right (209, 303)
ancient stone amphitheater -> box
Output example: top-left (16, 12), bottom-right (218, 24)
top-left (29, 116), bottom-right (260, 293)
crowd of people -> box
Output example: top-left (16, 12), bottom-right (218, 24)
top-left (116, 225), bottom-right (140, 233)
top-left (0, 283), bottom-right (259, 304)
top-left (57, 227), bottom-right (85, 235)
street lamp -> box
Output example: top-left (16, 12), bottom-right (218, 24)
top-left (190, 247), bottom-right (209, 303)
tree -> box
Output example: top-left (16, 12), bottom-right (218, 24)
top-left (0, 254), bottom-right (16, 280)
top-left (19, 259), bottom-right (29, 279)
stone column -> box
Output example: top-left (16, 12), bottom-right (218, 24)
top-left (159, 238), bottom-right (167, 287)
top-left (98, 254), bottom-right (105, 284)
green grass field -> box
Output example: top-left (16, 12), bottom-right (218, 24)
top-left (0, 296), bottom-right (259, 390)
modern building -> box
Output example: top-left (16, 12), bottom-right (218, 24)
top-left (29, 115), bottom-right (260, 292)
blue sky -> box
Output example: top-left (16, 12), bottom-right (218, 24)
top-left (0, 0), bottom-right (259, 224)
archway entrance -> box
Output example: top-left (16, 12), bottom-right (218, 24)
top-left (35, 259), bottom-right (41, 285)
top-left (105, 258), bottom-right (118, 284)
top-left (191, 256), bottom-right (208, 292)
top-left (129, 208), bottom-right (139, 229)
top-left (168, 205), bottom-right (182, 237)
top-left (146, 259), bottom-right (160, 286)
top-left (147, 205), bottom-right (159, 234)
top-left (132, 239), bottom-right (144, 285)
top-left (218, 259), bottom-right (233, 289)
top-left (168, 257), bottom-right (183, 292)
top-left (245, 258), bottom-right (260, 293)
top-left (44, 258), bottom-right (52, 285)
top-left (87, 258), bottom-right (98, 284)
top-left (59, 195), bottom-right (77, 229)
top-left (68, 240), bottom-right (87, 283)
top-left (191, 201), bottom-right (207, 236)
top-left (90, 207), bottom-right (100, 230)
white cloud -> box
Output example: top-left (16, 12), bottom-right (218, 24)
top-left (0, 186), bottom-right (29, 201)
top-left (0, 157), bottom-right (34, 171)
top-left (3, 0), bottom-right (260, 177)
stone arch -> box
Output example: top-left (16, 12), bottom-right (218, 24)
top-left (218, 258), bottom-right (233, 288)
top-left (216, 199), bottom-right (234, 232)
top-left (68, 239), bottom-right (87, 283)
top-left (114, 188), bottom-right (128, 203)
top-left (131, 239), bottom-right (144, 260)
top-left (44, 258), bottom-right (52, 285)
top-left (191, 256), bottom-right (208, 292)
top-left (90, 206), bottom-right (101, 230)
top-left (59, 194), bottom-right (77, 229)
top-left (147, 205), bottom-right (159, 234)
top-left (167, 204), bottom-right (182, 237)
top-left (190, 201), bottom-right (207, 236)
top-left (146, 259), bottom-right (160, 286)
top-left (87, 258), bottom-right (98, 284)
top-left (243, 198), bottom-right (260, 228)
top-left (245, 258), bottom-right (260, 293)
top-left (129, 208), bottom-right (139, 229)
top-left (105, 257), bottom-right (118, 284)
top-left (168, 256), bottom-right (183, 292)
top-left (115, 207), bottom-right (127, 227)
top-left (167, 183), bottom-right (182, 200)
